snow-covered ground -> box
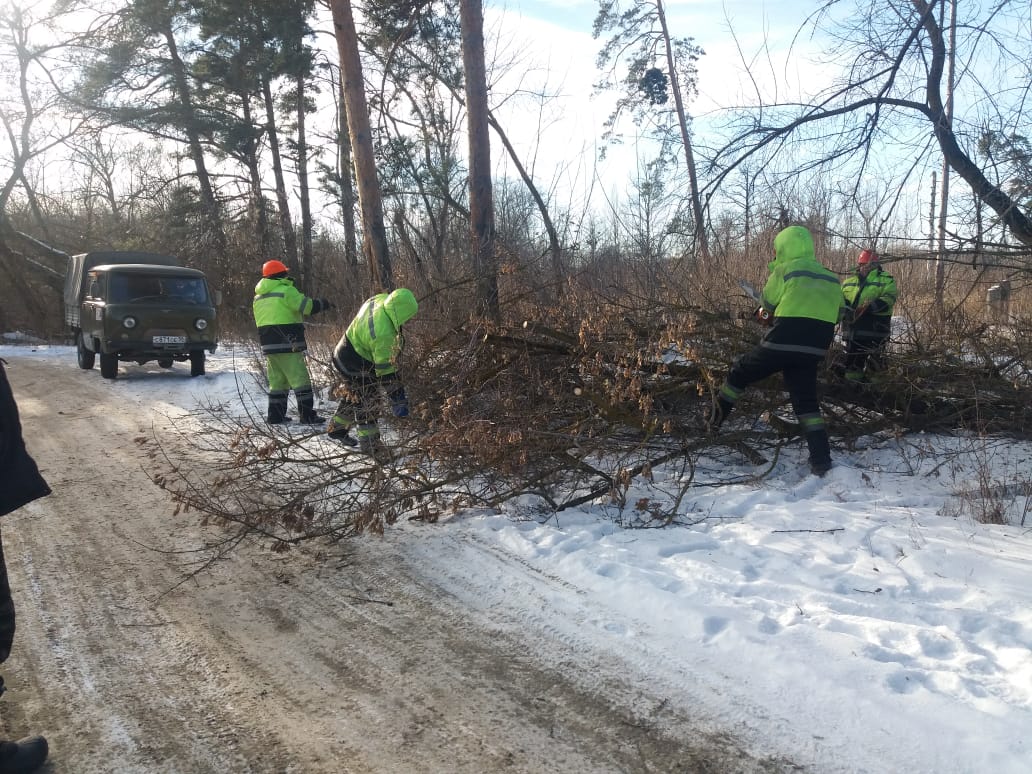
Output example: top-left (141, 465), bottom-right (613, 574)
top-left (4, 341), bottom-right (1031, 773)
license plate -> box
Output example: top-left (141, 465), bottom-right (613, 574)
top-left (153, 335), bottom-right (187, 344)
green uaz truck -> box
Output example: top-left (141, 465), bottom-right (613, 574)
top-left (64, 251), bottom-right (219, 379)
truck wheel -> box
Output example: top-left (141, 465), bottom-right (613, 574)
top-left (189, 350), bottom-right (206, 377)
top-left (100, 352), bottom-right (118, 379)
top-left (158, 358), bottom-right (174, 369)
top-left (76, 332), bottom-right (95, 370)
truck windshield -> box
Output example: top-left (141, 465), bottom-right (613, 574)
top-left (108, 275), bottom-right (208, 304)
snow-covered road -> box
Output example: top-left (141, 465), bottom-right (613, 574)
top-left (1, 354), bottom-right (776, 772)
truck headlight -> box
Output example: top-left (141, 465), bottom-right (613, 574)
top-left (123, 316), bottom-right (137, 329)
top-left (194, 318), bottom-right (208, 330)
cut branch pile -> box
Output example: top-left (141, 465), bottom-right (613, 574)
top-left (148, 302), bottom-right (1032, 544)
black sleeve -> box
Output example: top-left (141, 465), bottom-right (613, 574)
top-left (0, 361), bottom-right (52, 519)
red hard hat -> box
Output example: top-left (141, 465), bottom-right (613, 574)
top-left (262, 259), bottom-right (289, 277)
top-left (857, 249), bottom-right (877, 265)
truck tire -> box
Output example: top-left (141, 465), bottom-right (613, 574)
top-left (100, 352), bottom-right (118, 379)
top-left (76, 332), bottom-right (95, 370)
top-left (189, 350), bottom-right (205, 377)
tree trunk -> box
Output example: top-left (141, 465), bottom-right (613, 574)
top-left (0, 11), bottom-right (33, 216)
top-left (378, 79), bottom-right (451, 279)
top-left (486, 111), bottom-right (564, 299)
top-left (241, 95), bottom-right (272, 256)
top-left (261, 74), bottom-right (299, 267)
top-left (459, 0), bottom-right (499, 320)
top-left (913, 0), bottom-right (1032, 247)
top-left (0, 32), bottom-right (46, 240)
top-left (335, 72), bottom-right (359, 268)
top-left (655, 0), bottom-right (709, 261)
top-left (328, 0), bottom-right (393, 290)
top-left (160, 23), bottom-right (226, 254)
top-left (422, 49), bottom-right (561, 298)
top-left (296, 72), bottom-right (314, 292)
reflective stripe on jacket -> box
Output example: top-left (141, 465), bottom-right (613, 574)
top-left (842, 267), bottom-right (897, 317)
top-left (842, 266), bottom-right (897, 339)
top-left (757, 226), bottom-right (843, 357)
top-left (342, 290), bottom-right (419, 378)
top-left (253, 277), bottom-right (316, 354)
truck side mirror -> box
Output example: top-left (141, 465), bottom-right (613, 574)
top-left (213, 289), bottom-right (223, 306)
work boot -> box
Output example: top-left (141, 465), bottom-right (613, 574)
top-left (296, 392), bottom-right (325, 424)
top-left (326, 416), bottom-right (357, 445)
top-left (327, 427), bottom-right (357, 446)
top-left (0, 735), bottom-right (48, 774)
top-left (810, 460), bottom-right (833, 477)
top-left (805, 429), bottom-right (832, 477)
top-left (266, 395), bottom-right (290, 424)
top-left (358, 434), bottom-right (392, 462)
top-left (705, 397), bottom-right (733, 436)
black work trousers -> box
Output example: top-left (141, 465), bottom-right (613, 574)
top-left (728, 346), bottom-right (821, 413)
top-left (714, 345), bottom-right (831, 467)
top-left (329, 337), bottom-right (383, 439)
top-left (845, 334), bottom-right (888, 375)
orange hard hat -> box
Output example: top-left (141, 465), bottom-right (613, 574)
top-left (857, 249), bottom-right (877, 265)
top-left (262, 259), bottom-right (289, 277)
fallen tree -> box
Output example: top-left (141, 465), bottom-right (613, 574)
top-left (147, 284), bottom-right (1032, 545)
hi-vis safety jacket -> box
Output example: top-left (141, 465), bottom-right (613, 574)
top-left (336, 289), bottom-right (419, 379)
top-left (252, 276), bottom-right (328, 354)
top-left (842, 266), bottom-right (897, 339)
top-left (757, 226), bottom-right (845, 357)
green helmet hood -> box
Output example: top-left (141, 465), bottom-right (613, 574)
top-left (384, 288), bottom-right (418, 327)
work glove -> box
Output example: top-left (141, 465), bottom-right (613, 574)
top-left (311, 298), bottom-right (333, 314)
top-left (385, 383), bottom-right (409, 417)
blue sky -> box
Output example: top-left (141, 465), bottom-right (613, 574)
top-left (497, 0), bottom-right (820, 49)
top-left (501, 0), bottom-right (809, 35)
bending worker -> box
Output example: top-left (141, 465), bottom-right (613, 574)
top-left (326, 289), bottom-right (419, 456)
